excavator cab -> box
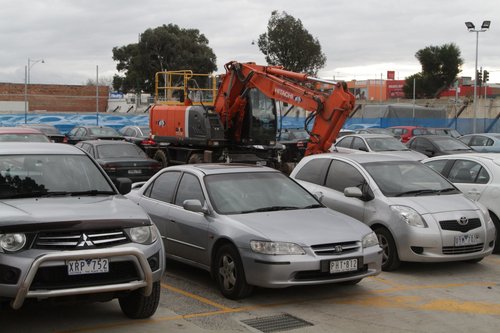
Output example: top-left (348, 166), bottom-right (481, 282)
top-left (240, 89), bottom-right (277, 145)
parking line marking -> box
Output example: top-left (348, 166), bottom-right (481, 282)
top-left (57, 280), bottom-right (500, 332)
top-left (161, 283), bottom-right (232, 310)
top-left (368, 276), bottom-right (406, 288)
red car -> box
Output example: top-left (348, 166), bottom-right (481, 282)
top-left (0, 127), bottom-right (51, 142)
top-left (387, 126), bottom-right (430, 143)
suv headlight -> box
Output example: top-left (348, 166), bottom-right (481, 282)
top-left (250, 241), bottom-right (305, 255)
top-left (362, 232), bottom-right (379, 248)
top-left (391, 205), bottom-right (428, 228)
top-left (126, 226), bottom-right (158, 244)
top-left (0, 233), bottom-right (27, 252)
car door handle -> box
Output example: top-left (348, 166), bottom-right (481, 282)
top-left (467, 190), bottom-right (481, 195)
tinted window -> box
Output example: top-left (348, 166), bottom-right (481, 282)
top-left (123, 128), bottom-right (135, 136)
top-left (96, 144), bottom-right (146, 158)
top-left (336, 136), bottom-right (353, 148)
top-left (459, 136), bottom-right (472, 145)
top-left (433, 138), bottom-right (471, 151)
top-left (412, 138), bottom-right (434, 151)
top-left (326, 160), bottom-right (365, 192)
top-left (352, 137), bottom-right (367, 151)
top-left (449, 160), bottom-right (489, 184)
top-left (294, 158), bottom-right (330, 185)
top-left (424, 159), bottom-right (449, 175)
top-left (147, 171), bottom-right (181, 203)
top-left (174, 173), bottom-right (205, 206)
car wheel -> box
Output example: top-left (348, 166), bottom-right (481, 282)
top-left (491, 213), bottom-right (500, 254)
top-left (119, 281), bottom-right (161, 319)
top-left (214, 244), bottom-right (253, 300)
top-left (374, 227), bottom-right (401, 271)
top-left (153, 150), bottom-right (168, 168)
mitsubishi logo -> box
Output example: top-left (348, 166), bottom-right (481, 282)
top-left (458, 217), bottom-right (469, 226)
top-left (334, 245), bottom-right (343, 253)
top-left (77, 233), bottom-right (95, 247)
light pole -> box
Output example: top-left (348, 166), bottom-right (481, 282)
top-left (23, 58), bottom-right (45, 123)
top-left (465, 20), bottom-right (490, 133)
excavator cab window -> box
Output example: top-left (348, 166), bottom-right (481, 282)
top-left (243, 89), bottom-right (277, 145)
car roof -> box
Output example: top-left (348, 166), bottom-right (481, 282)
top-left (305, 152), bottom-right (410, 164)
top-left (423, 152), bottom-right (500, 162)
top-left (340, 134), bottom-right (395, 139)
top-left (163, 163), bottom-right (279, 175)
top-left (79, 139), bottom-right (132, 145)
top-left (0, 142), bottom-right (85, 155)
top-left (0, 126), bottom-right (44, 134)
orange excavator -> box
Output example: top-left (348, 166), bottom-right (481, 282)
top-left (147, 61), bottom-right (355, 171)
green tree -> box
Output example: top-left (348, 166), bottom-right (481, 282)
top-left (258, 11), bottom-right (326, 75)
top-left (403, 43), bottom-right (463, 98)
top-left (112, 24), bottom-right (217, 94)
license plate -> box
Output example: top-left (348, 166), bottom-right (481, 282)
top-left (454, 234), bottom-right (480, 246)
top-left (330, 259), bottom-right (358, 273)
top-left (128, 169), bottom-right (142, 174)
top-left (67, 258), bottom-right (109, 275)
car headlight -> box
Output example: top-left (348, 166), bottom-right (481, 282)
top-left (250, 241), bottom-right (305, 255)
top-left (391, 205), bottom-right (428, 228)
top-left (126, 226), bottom-right (158, 244)
top-left (362, 232), bottom-right (379, 248)
top-left (0, 233), bottom-right (26, 252)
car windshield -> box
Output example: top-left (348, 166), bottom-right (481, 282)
top-left (0, 133), bottom-right (50, 142)
top-left (140, 127), bottom-right (151, 136)
top-left (362, 161), bottom-right (459, 197)
top-left (96, 144), bottom-right (147, 158)
top-left (204, 172), bottom-right (321, 215)
top-left (365, 137), bottom-right (408, 152)
top-left (89, 127), bottom-right (120, 136)
top-left (0, 154), bottom-right (114, 199)
top-left (433, 138), bottom-right (471, 151)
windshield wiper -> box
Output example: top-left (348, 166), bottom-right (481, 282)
top-left (302, 204), bottom-right (323, 209)
top-left (68, 190), bottom-right (115, 196)
top-left (437, 187), bottom-right (459, 194)
top-left (395, 189), bottom-right (440, 197)
top-left (240, 206), bottom-right (300, 214)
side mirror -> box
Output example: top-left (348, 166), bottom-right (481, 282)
top-left (344, 187), bottom-right (363, 198)
top-left (115, 177), bottom-right (132, 195)
top-left (358, 146), bottom-right (368, 152)
top-left (312, 191), bottom-right (324, 202)
top-left (183, 199), bottom-right (209, 214)
top-left (131, 181), bottom-right (146, 190)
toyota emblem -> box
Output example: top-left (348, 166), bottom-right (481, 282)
top-left (334, 245), bottom-right (343, 253)
top-left (458, 217), bottom-right (469, 226)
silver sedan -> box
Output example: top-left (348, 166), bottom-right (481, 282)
top-left (126, 164), bottom-right (382, 299)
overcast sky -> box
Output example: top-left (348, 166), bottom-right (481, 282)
top-left (1, 0), bottom-right (499, 87)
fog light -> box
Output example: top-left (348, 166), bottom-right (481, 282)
top-left (411, 246), bottom-right (424, 254)
top-left (0, 264), bottom-right (21, 285)
top-left (147, 252), bottom-right (160, 271)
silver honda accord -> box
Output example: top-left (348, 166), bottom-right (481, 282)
top-left (126, 164), bottom-right (382, 299)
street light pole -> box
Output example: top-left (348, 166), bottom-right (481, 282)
top-left (465, 20), bottom-right (490, 133)
top-left (24, 58), bottom-right (45, 123)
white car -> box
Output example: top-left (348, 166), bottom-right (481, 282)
top-left (333, 134), bottom-right (427, 161)
top-left (423, 153), bottom-right (500, 253)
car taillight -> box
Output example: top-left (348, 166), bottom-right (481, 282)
top-left (102, 163), bottom-right (118, 172)
top-left (63, 137), bottom-right (68, 143)
top-left (141, 139), bottom-right (156, 146)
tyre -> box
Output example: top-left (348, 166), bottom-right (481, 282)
top-left (119, 281), bottom-right (161, 319)
top-left (188, 153), bottom-right (203, 164)
top-left (153, 150), bottom-right (168, 168)
top-left (491, 213), bottom-right (500, 254)
top-left (214, 244), bottom-right (253, 300)
top-left (374, 227), bottom-right (401, 271)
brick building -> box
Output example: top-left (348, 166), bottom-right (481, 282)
top-left (0, 83), bottom-right (109, 113)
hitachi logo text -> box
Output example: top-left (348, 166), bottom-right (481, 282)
top-left (274, 88), bottom-right (294, 100)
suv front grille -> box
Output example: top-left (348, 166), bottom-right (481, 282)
top-left (439, 218), bottom-right (481, 233)
top-left (30, 261), bottom-right (140, 290)
top-left (311, 241), bottom-right (360, 256)
top-left (33, 229), bottom-right (129, 250)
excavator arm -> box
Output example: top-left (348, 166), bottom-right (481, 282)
top-left (214, 61), bottom-right (355, 155)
